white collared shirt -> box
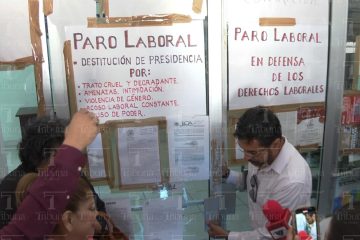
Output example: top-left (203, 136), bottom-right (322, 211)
top-left (226, 138), bottom-right (312, 240)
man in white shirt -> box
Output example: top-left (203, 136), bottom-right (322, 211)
top-left (208, 106), bottom-right (312, 240)
top-left (295, 213), bottom-right (317, 240)
top-left (304, 212), bottom-right (317, 240)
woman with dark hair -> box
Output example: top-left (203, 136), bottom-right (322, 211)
top-left (16, 173), bottom-right (98, 240)
top-left (17, 117), bottom-right (69, 172)
top-left (0, 115), bottom-right (114, 237)
top-left (0, 117), bottom-right (68, 228)
top-left (0, 109), bottom-right (99, 238)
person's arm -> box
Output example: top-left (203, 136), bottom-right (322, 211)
top-left (208, 182), bottom-right (310, 240)
top-left (208, 220), bottom-right (273, 240)
top-left (226, 182), bottom-right (310, 240)
top-left (287, 227), bottom-right (301, 240)
top-left (0, 145), bottom-right (86, 238)
top-left (0, 109), bottom-right (98, 239)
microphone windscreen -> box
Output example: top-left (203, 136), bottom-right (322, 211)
top-left (298, 230), bottom-right (310, 240)
top-left (262, 199), bottom-right (284, 222)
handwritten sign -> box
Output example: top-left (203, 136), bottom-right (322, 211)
top-left (227, 0), bottom-right (329, 109)
top-left (65, 21), bottom-right (206, 123)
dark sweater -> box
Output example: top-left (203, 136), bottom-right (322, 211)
top-left (0, 144), bottom-right (86, 238)
top-left (0, 158), bottom-right (106, 229)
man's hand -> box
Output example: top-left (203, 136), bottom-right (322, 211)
top-left (63, 109), bottom-right (99, 151)
top-left (222, 165), bottom-right (230, 179)
top-left (207, 221), bottom-right (229, 239)
top-left (286, 227), bottom-right (300, 240)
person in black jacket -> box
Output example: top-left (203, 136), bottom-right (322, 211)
top-left (0, 116), bottom-right (107, 233)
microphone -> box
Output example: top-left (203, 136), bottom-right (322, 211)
top-left (262, 200), bottom-right (292, 240)
top-left (298, 230), bottom-right (311, 240)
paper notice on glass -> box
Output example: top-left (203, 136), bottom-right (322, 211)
top-left (87, 133), bottom-right (106, 179)
top-left (167, 116), bottom-right (209, 182)
top-left (276, 111), bottom-right (297, 146)
top-left (142, 196), bottom-right (183, 240)
top-left (103, 197), bottom-right (133, 237)
top-left (296, 117), bottom-right (324, 146)
top-left (118, 125), bottom-right (161, 185)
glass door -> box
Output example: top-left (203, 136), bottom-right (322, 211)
top-left (45, 1), bottom-right (211, 239)
top-left (319, 0), bottom-right (360, 217)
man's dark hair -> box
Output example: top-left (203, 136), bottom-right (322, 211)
top-left (18, 116), bottom-right (69, 171)
top-left (327, 201), bottom-right (360, 240)
top-left (233, 106), bottom-right (282, 147)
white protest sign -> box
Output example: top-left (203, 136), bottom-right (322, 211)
top-left (65, 21), bottom-right (206, 123)
top-left (227, 0), bottom-right (329, 109)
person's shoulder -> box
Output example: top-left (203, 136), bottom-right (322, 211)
top-left (285, 143), bottom-right (309, 165)
top-left (280, 141), bottom-right (301, 159)
top-left (283, 145), bottom-right (311, 181)
top-left (285, 155), bottom-right (310, 174)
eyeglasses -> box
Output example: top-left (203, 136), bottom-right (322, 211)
top-left (238, 137), bottom-right (284, 158)
top-left (239, 148), bottom-right (267, 158)
top-left (249, 174), bottom-right (258, 203)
